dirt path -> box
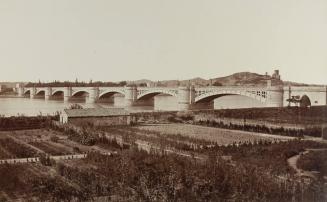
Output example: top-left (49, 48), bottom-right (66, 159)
top-left (287, 151), bottom-right (314, 178)
top-left (287, 148), bottom-right (327, 179)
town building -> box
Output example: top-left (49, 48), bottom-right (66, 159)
top-left (60, 108), bottom-right (132, 126)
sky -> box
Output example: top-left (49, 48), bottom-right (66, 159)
top-left (0, 0), bottom-right (326, 84)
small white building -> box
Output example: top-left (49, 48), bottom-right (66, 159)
top-left (60, 108), bottom-right (132, 126)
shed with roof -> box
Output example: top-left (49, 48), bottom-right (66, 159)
top-left (60, 108), bottom-right (132, 126)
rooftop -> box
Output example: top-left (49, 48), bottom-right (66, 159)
top-left (63, 108), bottom-right (130, 118)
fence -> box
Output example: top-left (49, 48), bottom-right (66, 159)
top-left (0, 154), bottom-right (88, 165)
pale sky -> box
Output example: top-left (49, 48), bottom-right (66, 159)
top-left (0, 0), bottom-right (326, 84)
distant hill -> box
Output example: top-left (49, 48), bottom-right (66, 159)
top-left (211, 72), bottom-right (282, 87)
top-left (149, 72), bottom-right (284, 87)
top-left (125, 72), bottom-right (318, 87)
top-left (4, 71), bottom-right (319, 88)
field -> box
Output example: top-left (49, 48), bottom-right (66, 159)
top-left (0, 116), bottom-right (327, 201)
top-left (0, 137), bottom-right (38, 159)
top-left (135, 123), bottom-right (293, 145)
top-left (0, 129), bottom-right (81, 158)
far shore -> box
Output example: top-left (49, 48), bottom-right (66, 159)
top-left (0, 94), bottom-right (20, 98)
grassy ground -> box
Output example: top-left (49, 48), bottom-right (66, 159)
top-left (135, 123), bottom-right (293, 145)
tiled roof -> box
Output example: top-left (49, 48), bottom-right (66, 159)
top-left (64, 108), bottom-right (130, 118)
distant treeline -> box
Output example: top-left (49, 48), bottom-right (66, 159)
top-left (24, 80), bottom-right (150, 88)
top-left (25, 80), bottom-right (128, 88)
top-left (190, 106), bottom-right (327, 125)
top-left (193, 119), bottom-right (322, 138)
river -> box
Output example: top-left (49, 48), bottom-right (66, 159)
top-left (0, 95), bottom-right (264, 116)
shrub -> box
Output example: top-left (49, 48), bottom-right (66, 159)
top-left (50, 135), bottom-right (59, 143)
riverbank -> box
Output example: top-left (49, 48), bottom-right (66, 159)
top-left (0, 95), bottom-right (19, 98)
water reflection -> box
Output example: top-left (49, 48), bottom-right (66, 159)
top-left (0, 94), bottom-right (264, 117)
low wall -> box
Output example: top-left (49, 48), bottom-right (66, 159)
top-left (0, 154), bottom-right (87, 164)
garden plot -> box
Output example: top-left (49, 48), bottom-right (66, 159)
top-left (135, 123), bottom-right (292, 145)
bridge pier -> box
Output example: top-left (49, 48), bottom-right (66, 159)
top-left (86, 87), bottom-right (99, 104)
top-left (30, 87), bottom-right (36, 99)
top-left (124, 86), bottom-right (137, 107)
top-left (18, 87), bottom-right (24, 97)
top-left (265, 86), bottom-right (284, 107)
top-left (64, 87), bottom-right (72, 102)
top-left (178, 86), bottom-right (195, 111)
top-left (45, 87), bottom-right (52, 100)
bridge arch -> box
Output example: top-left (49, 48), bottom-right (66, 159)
top-left (35, 90), bottom-right (45, 96)
top-left (98, 90), bottom-right (125, 99)
top-left (51, 90), bottom-right (64, 100)
top-left (98, 90), bottom-right (125, 104)
top-left (137, 89), bottom-right (178, 101)
top-left (52, 90), bottom-right (64, 96)
top-left (195, 90), bottom-right (266, 104)
top-left (23, 89), bottom-right (31, 96)
top-left (71, 90), bottom-right (89, 97)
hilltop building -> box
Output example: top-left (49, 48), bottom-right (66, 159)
top-left (60, 108), bottom-right (132, 126)
top-left (272, 70), bottom-right (281, 80)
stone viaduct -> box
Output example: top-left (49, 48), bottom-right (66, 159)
top-left (17, 84), bottom-right (327, 110)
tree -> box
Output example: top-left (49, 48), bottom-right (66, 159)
top-left (138, 83), bottom-right (147, 87)
top-left (118, 81), bottom-right (127, 86)
top-left (213, 81), bottom-right (223, 86)
top-left (286, 95), bottom-right (300, 106)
